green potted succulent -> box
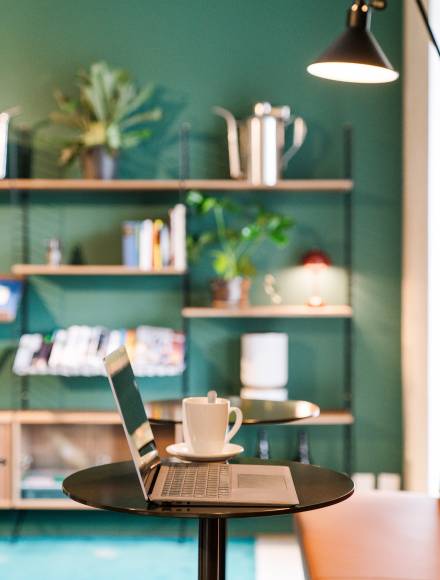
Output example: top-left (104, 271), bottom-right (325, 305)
top-left (50, 61), bottom-right (162, 179)
top-left (186, 191), bottom-right (294, 308)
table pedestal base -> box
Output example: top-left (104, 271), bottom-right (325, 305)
top-left (198, 518), bottom-right (226, 580)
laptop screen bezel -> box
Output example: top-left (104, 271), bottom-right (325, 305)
top-left (104, 346), bottom-right (160, 500)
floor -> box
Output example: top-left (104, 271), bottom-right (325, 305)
top-left (0, 534), bottom-right (305, 579)
top-left (256, 535), bottom-right (305, 580)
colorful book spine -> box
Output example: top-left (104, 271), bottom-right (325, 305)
top-left (139, 219), bottom-right (153, 271)
top-left (153, 219), bottom-right (163, 270)
top-left (122, 221), bottom-right (139, 267)
top-left (170, 204), bottom-right (187, 271)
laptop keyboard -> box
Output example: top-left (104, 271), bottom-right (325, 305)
top-left (161, 463), bottom-right (231, 499)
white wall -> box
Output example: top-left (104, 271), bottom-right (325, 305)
top-left (403, 0), bottom-right (439, 494)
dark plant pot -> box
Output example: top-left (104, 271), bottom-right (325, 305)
top-left (80, 147), bottom-right (118, 179)
top-left (210, 277), bottom-right (251, 308)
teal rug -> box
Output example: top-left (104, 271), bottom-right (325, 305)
top-left (0, 537), bottom-right (255, 579)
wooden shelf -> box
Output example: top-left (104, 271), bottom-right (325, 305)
top-left (182, 305), bottom-right (353, 319)
top-left (11, 264), bottom-right (186, 276)
top-left (294, 410), bottom-right (354, 425)
top-left (13, 498), bottom-right (91, 510)
top-left (186, 179), bottom-right (353, 192)
top-left (0, 178), bottom-right (353, 193)
top-left (14, 410), bottom-right (122, 425)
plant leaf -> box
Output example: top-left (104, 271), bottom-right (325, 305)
top-left (186, 190), bottom-right (204, 208)
top-left (115, 83), bottom-right (155, 121)
top-left (119, 108), bottom-right (162, 129)
top-left (120, 127), bottom-right (152, 149)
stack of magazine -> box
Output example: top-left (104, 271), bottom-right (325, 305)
top-left (122, 204), bottom-right (186, 271)
top-left (13, 325), bottom-right (185, 377)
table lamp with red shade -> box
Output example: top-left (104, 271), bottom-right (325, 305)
top-left (301, 249), bottom-right (332, 307)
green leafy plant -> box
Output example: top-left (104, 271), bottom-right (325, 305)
top-left (187, 191), bottom-right (294, 280)
top-left (50, 61), bottom-right (162, 165)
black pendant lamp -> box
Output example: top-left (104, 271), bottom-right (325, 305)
top-left (307, 0), bottom-right (399, 84)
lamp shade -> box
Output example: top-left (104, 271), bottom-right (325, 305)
top-left (307, 2), bottom-right (399, 84)
top-left (301, 249), bottom-right (331, 269)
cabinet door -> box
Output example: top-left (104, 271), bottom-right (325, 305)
top-left (0, 423), bottom-right (11, 507)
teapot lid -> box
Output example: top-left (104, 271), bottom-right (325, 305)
top-left (254, 102), bottom-right (291, 119)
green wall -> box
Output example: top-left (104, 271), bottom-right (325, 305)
top-left (0, 0), bottom-right (402, 534)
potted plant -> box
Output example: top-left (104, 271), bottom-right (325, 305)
top-left (49, 61), bottom-right (162, 179)
top-left (187, 190), bottom-right (294, 308)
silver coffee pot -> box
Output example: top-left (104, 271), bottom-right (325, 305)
top-left (213, 102), bottom-right (307, 186)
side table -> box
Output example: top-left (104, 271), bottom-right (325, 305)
top-left (145, 397), bottom-right (320, 425)
top-left (63, 459), bottom-right (353, 580)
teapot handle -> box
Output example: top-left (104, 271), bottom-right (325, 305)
top-left (282, 116), bottom-right (307, 169)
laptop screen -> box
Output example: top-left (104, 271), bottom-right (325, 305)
top-left (104, 346), bottom-right (159, 496)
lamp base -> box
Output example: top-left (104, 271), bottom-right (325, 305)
top-left (307, 295), bottom-right (325, 307)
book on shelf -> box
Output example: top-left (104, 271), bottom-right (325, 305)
top-left (0, 277), bottom-right (23, 322)
top-left (13, 325), bottom-right (185, 377)
top-left (122, 204), bottom-right (186, 271)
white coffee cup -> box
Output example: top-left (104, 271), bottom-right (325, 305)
top-left (182, 396), bottom-right (243, 455)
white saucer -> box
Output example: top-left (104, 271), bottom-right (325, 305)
top-left (166, 442), bottom-right (244, 462)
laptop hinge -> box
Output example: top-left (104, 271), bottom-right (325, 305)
top-left (142, 459), bottom-right (161, 497)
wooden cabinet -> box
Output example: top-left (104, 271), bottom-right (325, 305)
top-left (0, 410), bottom-right (176, 509)
top-left (0, 413), bottom-right (13, 508)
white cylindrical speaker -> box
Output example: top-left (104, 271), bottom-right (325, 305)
top-left (240, 333), bottom-right (288, 389)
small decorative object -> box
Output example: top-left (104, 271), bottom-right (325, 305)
top-left (50, 61), bottom-right (162, 178)
top-left (46, 238), bottom-right (62, 266)
top-left (256, 429), bottom-right (270, 460)
top-left (293, 430), bottom-right (313, 465)
top-left (186, 191), bottom-right (294, 308)
top-left (301, 249), bottom-right (332, 307)
top-left (240, 333), bottom-right (288, 401)
top-left (214, 102), bottom-right (307, 186)
top-left (69, 245), bottom-right (86, 265)
top-left (264, 273), bottom-right (282, 304)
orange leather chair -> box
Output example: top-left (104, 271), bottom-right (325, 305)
top-left (296, 491), bottom-right (440, 579)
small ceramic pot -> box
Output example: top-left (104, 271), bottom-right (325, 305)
top-left (80, 147), bottom-right (118, 179)
top-left (210, 277), bottom-right (251, 308)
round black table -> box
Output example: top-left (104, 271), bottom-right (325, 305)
top-left (63, 459), bottom-right (353, 580)
top-left (145, 397), bottom-right (320, 425)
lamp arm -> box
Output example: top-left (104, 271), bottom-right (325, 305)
top-left (414, 0), bottom-right (440, 57)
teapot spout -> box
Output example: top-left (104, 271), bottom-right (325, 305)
top-left (213, 106), bottom-right (243, 179)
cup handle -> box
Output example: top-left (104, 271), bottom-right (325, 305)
top-left (225, 407), bottom-right (243, 443)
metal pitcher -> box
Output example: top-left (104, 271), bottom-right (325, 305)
top-left (213, 102), bottom-right (307, 186)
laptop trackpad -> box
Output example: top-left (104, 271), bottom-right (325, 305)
top-left (238, 474), bottom-right (286, 490)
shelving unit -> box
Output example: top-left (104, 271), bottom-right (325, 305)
top-left (2, 125), bottom-right (355, 501)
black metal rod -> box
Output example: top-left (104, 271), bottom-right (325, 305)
top-left (179, 123), bottom-right (191, 397)
top-left (414, 0), bottom-right (440, 58)
top-left (20, 189), bottom-right (30, 410)
top-left (198, 518), bottom-right (226, 580)
top-left (343, 125), bottom-right (354, 475)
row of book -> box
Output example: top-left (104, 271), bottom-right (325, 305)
top-left (13, 325), bottom-right (185, 377)
top-left (122, 204), bottom-right (186, 271)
